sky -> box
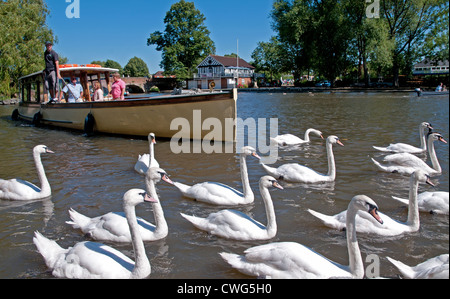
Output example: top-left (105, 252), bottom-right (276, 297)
top-left (45, 0), bottom-right (275, 74)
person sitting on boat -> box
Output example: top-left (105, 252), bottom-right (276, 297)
top-left (110, 72), bottom-right (126, 100)
top-left (435, 82), bottom-right (443, 92)
top-left (60, 76), bottom-right (83, 103)
top-left (93, 82), bottom-right (104, 101)
top-left (43, 41), bottom-right (61, 102)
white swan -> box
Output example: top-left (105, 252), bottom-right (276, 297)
top-left (220, 195), bottom-right (383, 279)
top-left (371, 132), bottom-right (447, 176)
top-left (261, 135), bottom-right (344, 183)
top-left (308, 170), bottom-right (433, 236)
top-left (0, 145), bottom-right (54, 201)
top-left (33, 189), bottom-right (153, 279)
top-left (271, 128), bottom-right (323, 146)
top-left (66, 167), bottom-right (173, 242)
top-left (373, 122), bottom-right (433, 153)
top-left (173, 146), bottom-right (260, 205)
top-left (134, 133), bottom-right (159, 175)
top-left (387, 254), bottom-right (449, 279)
top-left (391, 190), bottom-right (449, 215)
top-left (180, 176), bottom-right (283, 241)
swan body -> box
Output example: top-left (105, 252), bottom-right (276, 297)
top-left (271, 128), bottom-right (323, 146)
top-left (220, 195), bottom-right (383, 279)
top-left (180, 176), bottom-right (283, 241)
top-left (0, 145), bottom-right (54, 201)
top-left (261, 135), bottom-right (344, 183)
top-left (308, 170), bottom-right (433, 236)
top-left (387, 254), bottom-right (449, 279)
top-left (391, 191), bottom-right (449, 215)
top-left (373, 122), bottom-right (433, 153)
top-left (33, 189), bottom-right (154, 279)
top-left (371, 132), bottom-right (446, 176)
top-left (174, 146), bottom-right (260, 205)
top-left (66, 167), bottom-right (173, 242)
top-left (134, 133), bottom-right (159, 175)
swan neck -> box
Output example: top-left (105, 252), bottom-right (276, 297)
top-left (146, 177), bottom-right (168, 235)
top-left (326, 140), bottom-right (336, 179)
top-left (34, 151), bottom-right (51, 196)
top-left (407, 174), bottom-right (420, 229)
top-left (123, 203), bottom-right (151, 278)
top-left (427, 138), bottom-right (441, 172)
top-left (260, 183), bottom-right (277, 237)
top-left (419, 125), bottom-right (427, 150)
top-left (149, 140), bottom-right (155, 167)
top-left (304, 129), bottom-right (312, 142)
top-left (240, 153), bottom-right (254, 202)
top-left (346, 205), bottom-right (364, 279)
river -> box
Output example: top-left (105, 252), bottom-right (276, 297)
top-left (0, 91), bottom-right (448, 279)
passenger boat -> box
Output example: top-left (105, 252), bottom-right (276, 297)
top-left (13, 65), bottom-right (237, 142)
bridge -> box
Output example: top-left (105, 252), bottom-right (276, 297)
top-left (121, 76), bottom-right (177, 93)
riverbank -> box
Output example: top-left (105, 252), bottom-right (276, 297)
top-left (237, 86), bottom-right (417, 93)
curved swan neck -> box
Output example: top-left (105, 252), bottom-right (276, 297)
top-left (304, 129), bottom-right (313, 142)
top-left (240, 153), bottom-right (254, 202)
top-left (123, 203), bottom-right (150, 279)
top-left (427, 138), bottom-right (441, 173)
top-left (346, 205), bottom-right (364, 279)
top-left (34, 151), bottom-right (51, 196)
top-left (407, 174), bottom-right (420, 229)
top-left (146, 178), bottom-right (168, 236)
top-left (419, 125), bottom-right (427, 151)
top-left (326, 140), bottom-right (336, 179)
top-left (259, 183), bottom-right (277, 236)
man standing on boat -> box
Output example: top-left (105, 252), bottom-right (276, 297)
top-left (110, 72), bottom-right (126, 100)
top-left (43, 41), bottom-right (61, 102)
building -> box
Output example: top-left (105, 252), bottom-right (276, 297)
top-left (187, 55), bottom-right (256, 89)
top-left (413, 59), bottom-right (449, 76)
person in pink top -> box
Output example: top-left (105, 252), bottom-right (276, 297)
top-left (110, 72), bottom-right (126, 100)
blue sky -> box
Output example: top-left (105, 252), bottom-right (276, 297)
top-left (45, 0), bottom-right (275, 73)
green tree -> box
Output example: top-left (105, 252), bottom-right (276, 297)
top-left (0, 0), bottom-right (55, 98)
top-left (251, 37), bottom-right (284, 81)
top-left (123, 57), bottom-right (149, 77)
top-left (104, 59), bottom-right (123, 75)
top-left (147, 0), bottom-right (215, 80)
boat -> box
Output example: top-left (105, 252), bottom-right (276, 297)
top-left (13, 65), bottom-right (237, 142)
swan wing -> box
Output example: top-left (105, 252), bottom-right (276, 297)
top-left (383, 153), bottom-right (427, 168)
top-left (373, 143), bottom-right (424, 154)
top-left (417, 192), bottom-right (449, 214)
top-left (388, 254), bottom-right (449, 279)
top-left (277, 163), bottom-right (327, 183)
top-left (272, 134), bottom-right (304, 146)
top-left (0, 179), bottom-right (41, 200)
top-left (182, 182), bottom-right (244, 205)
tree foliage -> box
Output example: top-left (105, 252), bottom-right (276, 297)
top-left (123, 57), bottom-right (150, 77)
top-left (0, 0), bottom-right (55, 98)
top-left (147, 0), bottom-right (215, 80)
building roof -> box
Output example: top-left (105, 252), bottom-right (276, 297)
top-left (198, 55), bottom-right (255, 69)
top-left (414, 59), bottom-right (449, 68)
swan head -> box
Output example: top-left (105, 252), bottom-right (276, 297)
top-left (350, 195), bottom-right (383, 224)
top-left (427, 132), bottom-right (447, 144)
top-left (147, 167), bottom-right (174, 185)
top-left (327, 135), bottom-right (344, 147)
top-left (309, 128), bottom-right (324, 139)
top-left (412, 170), bottom-right (435, 187)
top-left (33, 145), bottom-right (54, 155)
top-left (421, 122), bottom-right (433, 130)
top-left (148, 133), bottom-right (156, 144)
top-left (123, 189), bottom-right (157, 206)
top-left (241, 146), bottom-right (261, 160)
top-left (260, 176), bottom-right (284, 190)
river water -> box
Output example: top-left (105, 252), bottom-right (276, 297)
top-left (0, 91), bottom-right (448, 279)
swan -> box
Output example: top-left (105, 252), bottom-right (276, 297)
top-left (66, 167), bottom-right (173, 242)
top-left (271, 128), bottom-right (323, 146)
top-left (219, 195), bottom-right (383, 279)
top-left (0, 145), bottom-right (54, 201)
top-left (387, 254), bottom-right (449, 279)
top-left (33, 189), bottom-right (153, 279)
top-left (373, 122), bottom-right (433, 153)
top-left (391, 191), bottom-right (449, 215)
top-left (371, 132), bottom-right (447, 176)
top-left (308, 170), bottom-right (433, 236)
top-left (261, 135), bottom-right (344, 183)
top-left (173, 146), bottom-right (260, 205)
top-left (134, 133), bottom-right (159, 175)
top-left (180, 176), bottom-right (283, 241)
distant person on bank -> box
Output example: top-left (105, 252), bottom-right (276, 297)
top-left (110, 73), bottom-right (126, 100)
top-left (44, 41), bottom-right (61, 102)
top-left (60, 76), bottom-right (83, 103)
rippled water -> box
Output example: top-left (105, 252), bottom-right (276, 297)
top-left (0, 91), bottom-right (448, 279)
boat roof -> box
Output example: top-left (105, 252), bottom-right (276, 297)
top-left (19, 66), bottom-right (119, 81)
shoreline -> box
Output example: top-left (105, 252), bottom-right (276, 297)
top-left (237, 86), bottom-right (418, 93)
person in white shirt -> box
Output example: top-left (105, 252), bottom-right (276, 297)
top-left (60, 76), bottom-right (83, 103)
